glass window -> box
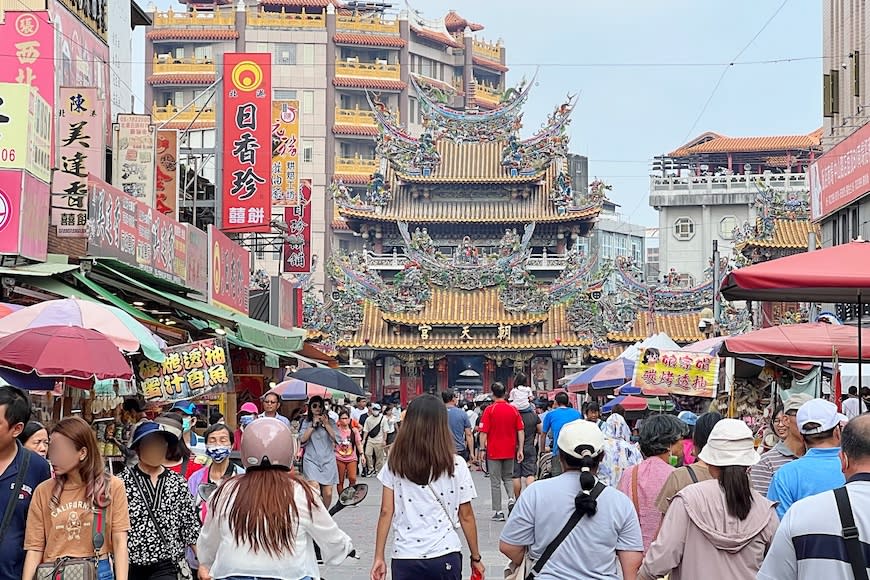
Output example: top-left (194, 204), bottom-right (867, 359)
top-left (273, 43), bottom-right (296, 65)
top-left (274, 89), bottom-right (297, 100)
top-left (720, 216), bottom-right (737, 240)
top-left (301, 44), bottom-right (315, 66)
top-left (302, 140), bottom-right (314, 163)
top-left (674, 217), bottom-right (695, 240)
top-left (302, 90), bottom-right (314, 115)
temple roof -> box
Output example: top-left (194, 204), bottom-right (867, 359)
top-left (607, 312), bottom-right (706, 344)
top-left (669, 129), bottom-right (822, 157)
top-left (334, 33), bottom-right (407, 48)
top-left (381, 287), bottom-right (549, 326)
top-left (735, 218), bottom-right (821, 251)
top-left (147, 29), bottom-right (239, 40)
top-left (395, 141), bottom-right (544, 183)
top-left (444, 10), bottom-right (483, 32)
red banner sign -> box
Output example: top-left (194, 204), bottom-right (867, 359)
top-left (810, 120), bottom-right (870, 220)
top-left (221, 53), bottom-right (271, 233)
top-left (283, 179), bottom-right (312, 273)
top-left (155, 130), bottom-right (179, 217)
top-left (86, 176), bottom-right (188, 286)
top-left (185, 224), bottom-right (208, 298)
top-left (208, 225), bottom-right (250, 315)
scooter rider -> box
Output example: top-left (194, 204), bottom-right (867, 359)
top-left (196, 417), bottom-right (354, 580)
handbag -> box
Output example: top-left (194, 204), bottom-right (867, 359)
top-left (36, 509), bottom-right (110, 580)
top-left (504, 482), bottom-right (605, 580)
top-left (131, 474), bottom-right (191, 580)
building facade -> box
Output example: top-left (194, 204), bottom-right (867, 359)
top-left (650, 130), bottom-right (821, 284)
top-left (143, 0), bottom-right (508, 288)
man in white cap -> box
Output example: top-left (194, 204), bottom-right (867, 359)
top-left (767, 398), bottom-right (848, 518)
top-left (500, 419), bottom-right (643, 579)
top-left (750, 393), bottom-right (812, 496)
top-left (758, 414), bottom-right (870, 579)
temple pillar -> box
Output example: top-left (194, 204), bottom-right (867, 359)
top-left (437, 358), bottom-right (448, 391)
top-left (483, 359), bottom-right (495, 391)
top-left (415, 366), bottom-right (424, 396)
top-left (399, 369), bottom-right (408, 407)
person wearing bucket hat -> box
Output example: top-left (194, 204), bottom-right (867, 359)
top-left (500, 419), bottom-right (643, 579)
top-left (750, 394), bottom-right (811, 496)
top-left (767, 398), bottom-right (848, 518)
top-left (639, 419), bottom-right (778, 580)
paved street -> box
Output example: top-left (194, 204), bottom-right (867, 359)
top-left (320, 469), bottom-right (509, 580)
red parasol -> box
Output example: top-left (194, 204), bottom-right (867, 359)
top-left (0, 325), bottom-right (133, 388)
top-left (720, 323), bottom-right (870, 362)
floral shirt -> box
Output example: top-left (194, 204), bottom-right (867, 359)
top-left (120, 465), bottom-right (201, 565)
top-left (598, 415), bottom-right (642, 487)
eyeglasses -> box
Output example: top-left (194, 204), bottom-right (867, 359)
top-left (263, 399), bottom-right (279, 405)
top-left (310, 404), bottom-right (321, 409)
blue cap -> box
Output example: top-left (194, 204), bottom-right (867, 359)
top-left (678, 411), bottom-right (698, 427)
top-left (170, 401), bottom-right (197, 416)
top-left (130, 421), bottom-right (179, 448)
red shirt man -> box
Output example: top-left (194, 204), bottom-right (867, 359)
top-left (478, 382), bottom-right (524, 520)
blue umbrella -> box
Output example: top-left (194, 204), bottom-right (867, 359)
top-left (615, 382), bottom-right (642, 395)
top-left (567, 358), bottom-right (635, 392)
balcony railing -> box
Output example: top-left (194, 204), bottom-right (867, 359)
top-left (335, 60), bottom-right (401, 80)
top-left (336, 13), bottom-right (400, 34)
top-left (152, 102), bottom-right (216, 123)
top-left (363, 250), bottom-right (569, 271)
top-left (152, 7), bottom-right (235, 27)
top-left (335, 156), bottom-right (378, 174)
top-left (650, 172), bottom-right (808, 193)
top-left (474, 82), bottom-right (501, 106)
top-left (152, 56), bottom-right (216, 75)
top-left (335, 106), bottom-right (399, 126)
top-left (472, 38), bottom-right (502, 61)
top-left (246, 7), bottom-right (325, 29)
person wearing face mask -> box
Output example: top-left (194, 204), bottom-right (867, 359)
top-left (233, 402), bottom-right (259, 451)
top-left (156, 413), bottom-right (206, 481)
top-left (188, 424), bottom-right (244, 518)
top-left (363, 403), bottom-right (388, 477)
top-left (299, 396), bottom-right (339, 508)
top-left (334, 410), bottom-right (364, 493)
top-left (170, 401), bottom-right (202, 454)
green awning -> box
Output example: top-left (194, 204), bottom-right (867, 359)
top-left (0, 259), bottom-right (77, 277)
top-left (70, 273), bottom-right (159, 323)
top-left (92, 264), bottom-right (305, 353)
top-left (26, 276), bottom-right (158, 323)
top-left (188, 319), bottom-right (282, 368)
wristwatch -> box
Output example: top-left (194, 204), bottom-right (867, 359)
top-left (470, 554), bottom-right (482, 563)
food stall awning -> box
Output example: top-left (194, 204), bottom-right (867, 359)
top-left (0, 258), bottom-right (78, 277)
top-left (89, 264), bottom-right (306, 353)
top-left (25, 276), bottom-right (159, 324)
top-left (720, 323), bottom-right (870, 362)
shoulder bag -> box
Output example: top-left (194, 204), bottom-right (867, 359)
top-left (130, 473), bottom-right (192, 580)
top-left (834, 486), bottom-right (869, 580)
top-left (36, 507), bottom-right (110, 580)
top-left (504, 482), bottom-right (605, 580)
top-left (0, 446), bottom-right (30, 544)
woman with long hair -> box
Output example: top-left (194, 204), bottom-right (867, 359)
top-left (121, 421), bottom-right (200, 580)
top-left (371, 395), bottom-right (484, 580)
top-left (197, 417), bottom-right (353, 580)
top-left (23, 416), bottom-right (130, 580)
top-left (18, 421), bottom-right (49, 458)
top-left (299, 396), bottom-right (339, 508)
top-left (334, 409), bottom-right (364, 493)
top-left (500, 419), bottom-right (643, 579)
top-left (639, 419), bottom-right (778, 580)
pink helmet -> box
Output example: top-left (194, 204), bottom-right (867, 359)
top-left (239, 417), bottom-right (296, 469)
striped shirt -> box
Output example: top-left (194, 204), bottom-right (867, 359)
top-left (750, 441), bottom-right (798, 496)
top-left (758, 476), bottom-right (870, 580)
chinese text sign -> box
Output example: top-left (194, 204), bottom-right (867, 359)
top-left (208, 225), bottom-right (250, 315)
top-left (633, 348), bottom-right (720, 398)
top-left (271, 100), bottom-right (299, 206)
top-left (222, 53), bottom-right (272, 233)
top-left (155, 130), bottom-right (179, 217)
top-left (113, 114), bottom-right (155, 206)
top-left (283, 178), bottom-right (311, 273)
top-left (137, 338), bottom-right (235, 402)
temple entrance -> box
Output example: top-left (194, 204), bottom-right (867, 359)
top-left (448, 355), bottom-right (484, 393)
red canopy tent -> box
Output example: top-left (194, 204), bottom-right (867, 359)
top-left (720, 323), bottom-right (870, 362)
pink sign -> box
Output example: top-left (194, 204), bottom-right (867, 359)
top-left (185, 224), bottom-right (208, 297)
top-left (20, 172), bottom-right (49, 261)
top-left (0, 12), bottom-right (55, 162)
top-left (51, 1), bottom-right (111, 144)
top-left (208, 225), bottom-right (250, 315)
top-left (0, 171), bottom-right (22, 255)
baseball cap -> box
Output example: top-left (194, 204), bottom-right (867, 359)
top-left (372, 403), bottom-right (382, 411)
top-left (678, 411), bottom-right (698, 427)
top-left (797, 398), bottom-right (848, 435)
top-left (783, 393), bottom-right (813, 414)
top-left (154, 415), bottom-right (184, 440)
top-left (697, 419), bottom-right (760, 467)
top-left (130, 421), bottom-right (179, 448)
top-left (170, 401), bottom-right (197, 416)
top-left (557, 419), bottom-right (605, 459)
top-left (239, 402), bottom-right (259, 415)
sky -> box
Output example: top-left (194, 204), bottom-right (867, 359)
top-left (137, 0), bottom-right (822, 227)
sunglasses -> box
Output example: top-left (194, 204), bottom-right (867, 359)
top-left (310, 403), bottom-right (322, 409)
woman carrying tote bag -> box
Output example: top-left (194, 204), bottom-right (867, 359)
top-left (23, 417), bottom-right (131, 580)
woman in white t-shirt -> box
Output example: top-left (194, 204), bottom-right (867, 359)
top-left (371, 394), bottom-right (485, 580)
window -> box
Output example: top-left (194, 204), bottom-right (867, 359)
top-left (301, 44), bottom-right (315, 66)
top-left (673, 217), bottom-right (695, 240)
top-left (719, 216), bottom-right (737, 240)
top-left (194, 45), bottom-right (212, 61)
top-left (302, 90), bottom-right (314, 115)
top-left (302, 140), bottom-right (314, 163)
top-left (273, 43), bottom-right (295, 65)
top-left (173, 91), bottom-right (185, 108)
top-left (274, 89), bottom-right (297, 100)
top-left (409, 98), bottom-right (417, 124)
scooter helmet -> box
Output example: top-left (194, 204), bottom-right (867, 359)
top-left (239, 417), bottom-right (297, 470)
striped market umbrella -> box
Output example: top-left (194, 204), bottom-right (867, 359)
top-left (602, 395), bottom-right (649, 413)
top-left (566, 358), bottom-right (635, 392)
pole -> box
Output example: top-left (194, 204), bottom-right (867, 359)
top-left (808, 232), bottom-right (818, 322)
top-left (712, 240), bottom-right (721, 334)
top-left (859, 289), bottom-right (863, 393)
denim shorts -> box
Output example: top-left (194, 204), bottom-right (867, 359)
top-left (391, 552), bottom-right (462, 580)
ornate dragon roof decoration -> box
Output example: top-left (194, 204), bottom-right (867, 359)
top-left (733, 179), bottom-right (811, 247)
top-left (501, 93), bottom-right (576, 177)
top-left (614, 256), bottom-right (715, 313)
top-left (327, 251), bottom-right (432, 315)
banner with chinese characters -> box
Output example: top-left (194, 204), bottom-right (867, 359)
top-left (0, 83), bottom-right (51, 183)
top-left (86, 176), bottom-right (188, 286)
top-left (208, 225), bottom-right (250, 315)
top-left (113, 114), bottom-right (155, 206)
top-left (221, 53), bottom-right (271, 233)
top-left (282, 179), bottom-right (312, 273)
top-left (633, 348), bottom-right (720, 398)
top-left (53, 87), bottom-right (104, 237)
top-left (185, 224), bottom-right (209, 298)
top-left (0, 11), bottom-right (55, 165)
top-left (155, 130), bottom-right (179, 217)
top-left (271, 100), bottom-right (299, 206)
top-left (137, 338), bottom-right (235, 403)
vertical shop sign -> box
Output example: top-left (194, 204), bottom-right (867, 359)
top-left (185, 224), bottom-right (209, 297)
top-left (0, 83), bottom-right (51, 184)
top-left (271, 100), bottom-right (299, 206)
top-left (208, 225), bottom-right (250, 315)
top-left (155, 130), bottom-right (179, 217)
top-left (282, 179), bottom-right (312, 273)
top-left (20, 172), bottom-right (50, 261)
top-left (53, 87), bottom-right (104, 237)
top-left (221, 53), bottom-right (271, 233)
top-left (113, 114), bottom-right (155, 206)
